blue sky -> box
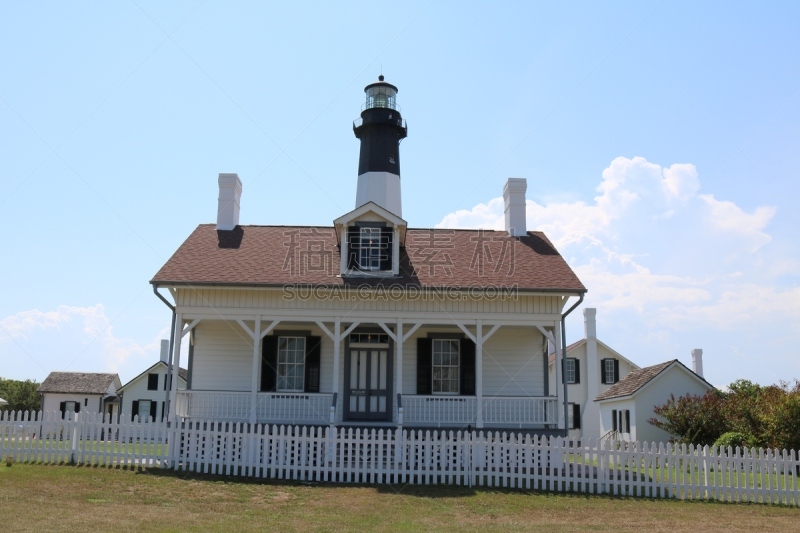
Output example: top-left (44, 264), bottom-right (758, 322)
top-left (1, 1), bottom-right (798, 388)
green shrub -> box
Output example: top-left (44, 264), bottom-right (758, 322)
top-left (714, 432), bottom-right (747, 449)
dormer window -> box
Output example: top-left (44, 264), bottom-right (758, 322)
top-left (347, 224), bottom-right (393, 273)
top-left (359, 227), bottom-right (383, 270)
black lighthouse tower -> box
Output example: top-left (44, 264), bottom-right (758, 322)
top-left (353, 75), bottom-right (407, 217)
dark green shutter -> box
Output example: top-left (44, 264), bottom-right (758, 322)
top-left (74, 402), bottom-right (80, 413)
top-left (601, 359), bottom-right (609, 383)
top-left (572, 404), bottom-right (581, 429)
top-left (149, 401), bottom-right (157, 422)
top-left (304, 336), bottom-right (321, 393)
top-left (612, 409), bottom-right (617, 431)
top-left (625, 410), bottom-right (630, 433)
top-left (379, 227), bottom-right (393, 271)
top-left (613, 360), bottom-right (620, 383)
top-left (416, 338), bottom-right (432, 395)
top-left (347, 226), bottom-right (360, 270)
top-left (261, 336), bottom-right (278, 392)
top-left (59, 402), bottom-right (66, 419)
top-left (161, 401), bottom-right (166, 422)
top-left (460, 338), bottom-right (476, 396)
top-left (574, 359), bottom-right (580, 384)
top-left (131, 401), bottom-right (139, 422)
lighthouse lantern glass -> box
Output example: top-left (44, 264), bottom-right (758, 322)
top-left (365, 85), bottom-right (397, 110)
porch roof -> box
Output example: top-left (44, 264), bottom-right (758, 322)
top-left (151, 224), bottom-right (586, 293)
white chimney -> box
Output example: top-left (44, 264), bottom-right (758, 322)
top-left (217, 173), bottom-right (242, 230)
top-left (691, 348), bottom-right (704, 378)
top-left (503, 178), bottom-right (527, 237)
top-left (160, 339), bottom-right (169, 364)
top-left (583, 307), bottom-right (597, 339)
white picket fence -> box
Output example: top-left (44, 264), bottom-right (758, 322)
top-left (1, 410), bottom-right (798, 505)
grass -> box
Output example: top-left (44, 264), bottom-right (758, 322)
top-left (0, 464), bottom-right (798, 532)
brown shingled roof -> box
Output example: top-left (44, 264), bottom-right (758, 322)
top-left (151, 225), bottom-right (586, 292)
top-left (594, 360), bottom-right (676, 401)
top-left (38, 372), bottom-right (118, 395)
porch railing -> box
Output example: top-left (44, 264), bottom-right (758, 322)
top-left (403, 395), bottom-right (557, 427)
top-left (175, 391), bottom-right (332, 424)
top-left (481, 397), bottom-right (558, 427)
top-left (403, 396), bottom-right (477, 426)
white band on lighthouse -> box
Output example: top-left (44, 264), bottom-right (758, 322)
top-left (355, 171), bottom-right (402, 217)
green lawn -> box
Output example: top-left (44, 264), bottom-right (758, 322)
top-left (0, 464), bottom-right (798, 532)
top-left (2, 439), bottom-right (167, 463)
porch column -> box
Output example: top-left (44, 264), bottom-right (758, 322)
top-left (554, 321), bottom-right (565, 430)
top-left (168, 313), bottom-right (183, 423)
top-left (476, 319), bottom-right (484, 429)
top-left (396, 318), bottom-right (403, 425)
top-left (249, 317), bottom-right (261, 424)
top-left (331, 317), bottom-right (341, 424)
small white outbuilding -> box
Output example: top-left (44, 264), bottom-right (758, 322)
top-left (595, 358), bottom-right (713, 443)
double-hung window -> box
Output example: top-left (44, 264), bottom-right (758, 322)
top-left (565, 358), bottom-right (579, 384)
top-left (277, 337), bottom-right (305, 392)
top-left (358, 227), bottom-right (382, 271)
top-left (602, 358), bottom-right (619, 384)
top-left (432, 339), bottom-right (460, 394)
top-left (138, 400), bottom-right (152, 420)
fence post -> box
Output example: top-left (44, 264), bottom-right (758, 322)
top-left (70, 413), bottom-right (80, 464)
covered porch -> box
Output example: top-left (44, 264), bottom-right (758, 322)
top-left (167, 310), bottom-right (569, 431)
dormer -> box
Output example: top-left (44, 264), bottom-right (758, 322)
top-left (334, 202), bottom-right (407, 277)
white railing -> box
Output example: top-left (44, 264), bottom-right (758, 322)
top-left (2, 410), bottom-right (799, 505)
top-left (482, 397), bottom-right (558, 426)
top-left (176, 391), bottom-right (332, 424)
top-left (403, 395), bottom-right (557, 427)
top-left (403, 395), bottom-right (478, 426)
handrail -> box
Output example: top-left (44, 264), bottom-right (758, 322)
top-left (601, 429), bottom-right (619, 441)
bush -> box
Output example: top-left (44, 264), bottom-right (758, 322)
top-left (647, 390), bottom-right (728, 445)
top-left (714, 432), bottom-right (747, 449)
top-left (0, 378), bottom-right (41, 412)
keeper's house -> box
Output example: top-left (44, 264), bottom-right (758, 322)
top-left (151, 77), bottom-right (586, 432)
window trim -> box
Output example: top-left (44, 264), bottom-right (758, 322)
top-left (358, 227), bottom-right (383, 271)
top-left (602, 358), bottom-right (619, 384)
top-left (431, 338), bottom-right (460, 395)
top-left (565, 358), bottom-right (578, 384)
top-left (277, 336), bottom-right (306, 393)
top-left (137, 400), bottom-right (152, 420)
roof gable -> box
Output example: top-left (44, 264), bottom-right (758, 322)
top-left (38, 372), bottom-right (120, 395)
top-left (594, 360), bottom-right (712, 402)
top-left (117, 362), bottom-right (188, 393)
top-left (548, 338), bottom-right (640, 370)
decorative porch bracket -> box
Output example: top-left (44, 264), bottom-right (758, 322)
top-left (237, 319), bottom-right (281, 424)
top-left (454, 321), bottom-right (500, 428)
top-left (376, 320), bottom-right (421, 424)
top-left (316, 319), bottom-right (361, 425)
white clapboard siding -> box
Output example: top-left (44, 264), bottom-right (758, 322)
top-left (177, 289), bottom-right (562, 317)
top-left (1, 410), bottom-right (798, 506)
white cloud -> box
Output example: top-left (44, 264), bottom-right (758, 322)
top-left (437, 156), bottom-right (795, 332)
top-left (0, 304), bottom-right (163, 376)
top-left (699, 194), bottom-right (776, 253)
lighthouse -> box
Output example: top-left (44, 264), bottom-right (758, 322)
top-left (353, 75), bottom-right (408, 217)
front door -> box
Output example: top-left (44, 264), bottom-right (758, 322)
top-left (345, 347), bottom-right (392, 421)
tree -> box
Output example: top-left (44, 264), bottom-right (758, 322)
top-left (647, 390), bottom-right (728, 446)
top-left (0, 378), bottom-right (41, 413)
